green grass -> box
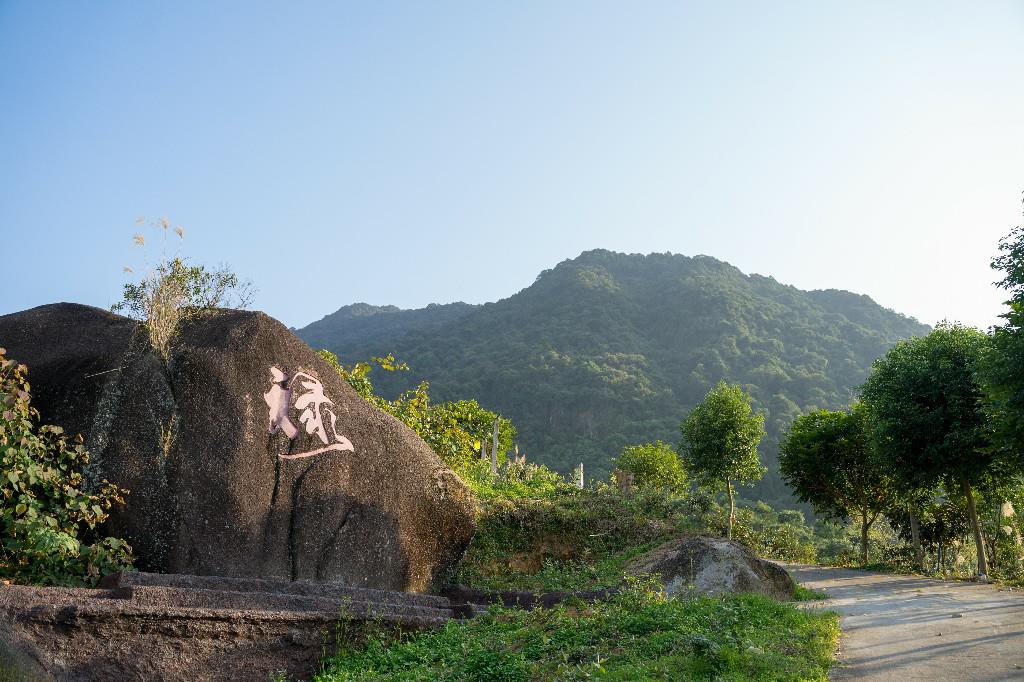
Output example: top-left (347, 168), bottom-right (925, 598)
top-left (314, 585), bottom-right (839, 682)
top-left (793, 585), bottom-right (828, 601)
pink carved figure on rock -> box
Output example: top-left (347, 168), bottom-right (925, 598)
top-left (262, 367), bottom-right (355, 460)
top-left (263, 367), bottom-right (298, 438)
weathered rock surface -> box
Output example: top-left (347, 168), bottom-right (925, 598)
top-left (0, 572), bottom-right (453, 682)
top-left (625, 536), bottom-right (796, 600)
top-left (0, 303), bottom-right (476, 591)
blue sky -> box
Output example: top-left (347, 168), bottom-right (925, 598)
top-left (2, 2), bottom-right (1022, 330)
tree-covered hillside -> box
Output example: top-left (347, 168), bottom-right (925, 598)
top-left (297, 250), bottom-right (928, 503)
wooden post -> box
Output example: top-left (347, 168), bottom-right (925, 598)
top-left (491, 418), bottom-right (499, 474)
top-left (576, 462), bottom-right (584, 489)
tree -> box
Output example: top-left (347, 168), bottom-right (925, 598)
top-left (779, 403), bottom-right (898, 564)
top-left (613, 441), bottom-right (687, 493)
top-left (886, 488), bottom-right (971, 569)
top-left (679, 381), bottom-right (766, 539)
top-left (860, 323), bottom-right (994, 575)
top-left (984, 206), bottom-right (1024, 467)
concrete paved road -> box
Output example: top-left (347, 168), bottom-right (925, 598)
top-left (787, 565), bottom-right (1024, 681)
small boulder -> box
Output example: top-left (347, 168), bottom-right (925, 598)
top-left (0, 303), bottom-right (476, 592)
top-left (625, 536), bottom-right (796, 600)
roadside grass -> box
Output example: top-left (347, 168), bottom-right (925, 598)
top-left (314, 584), bottom-right (840, 682)
top-left (794, 585), bottom-right (829, 601)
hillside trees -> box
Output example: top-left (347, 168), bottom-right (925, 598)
top-left (680, 382), bottom-right (766, 539)
top-left (298, 250), bottom-right (928, 496)
top-left (860, 324), bottom-right (994, 575)
top-left (779, 403), bottom-right (898, 564)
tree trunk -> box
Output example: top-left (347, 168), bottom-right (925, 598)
top-left (726, 478), bottom-right (734, 540)
top-left (860, 509), bottom-right (870, 565)
top-left (909, 510), bottom-right (923, 571)
top-left (962, 478), bottom-right (988, 576)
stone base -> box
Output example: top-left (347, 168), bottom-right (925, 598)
top-left (0, 572), bottom-right (453, 682)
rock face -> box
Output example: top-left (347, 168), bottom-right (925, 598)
top-left (0, 303), bottom-right (476, 592)
top-left (625, 536), bottom-right (796, 600)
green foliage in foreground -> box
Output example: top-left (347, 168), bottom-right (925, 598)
top-left (986, 214), bottom-right (1024, 461)
top-left (0, 348), bottom-right (133, 586)
top-left (315, 585), bottom-right (839, 682)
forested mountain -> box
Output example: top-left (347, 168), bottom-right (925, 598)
top-left (296, 250), bottom-right (928, 503)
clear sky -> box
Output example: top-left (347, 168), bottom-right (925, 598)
top-left (2, 2), bottom-right (1022, 330)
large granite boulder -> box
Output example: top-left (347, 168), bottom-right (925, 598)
top-left (0, 303), bottom-right (476, 592)
top-left (625, 536), bottom-right (796, 600)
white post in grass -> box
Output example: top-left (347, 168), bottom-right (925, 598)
top-left (576, 462), bottom-right (584, 489)
top-left (491, 418), bottom-right (499, 474)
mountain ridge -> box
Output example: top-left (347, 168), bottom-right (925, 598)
top-left (296, 249), bottom-right (928, 503)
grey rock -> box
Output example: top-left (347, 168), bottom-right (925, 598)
top-left (625, 535), bottom-right (796, 600)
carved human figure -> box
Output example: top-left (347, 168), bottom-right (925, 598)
top-left (263, 367), bottom-right (298, 438)
top-left (262, 366), bottom-right (355, 459)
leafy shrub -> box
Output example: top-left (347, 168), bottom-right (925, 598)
top-left (613, 440), bottom-right (688, 493)
top-left (0, 349), bottom-right (133, 585)
top-left (318, 351), bottom-right (520, 489)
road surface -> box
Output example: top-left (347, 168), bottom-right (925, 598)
top-left (786, 564), bottom-right (1024, 681)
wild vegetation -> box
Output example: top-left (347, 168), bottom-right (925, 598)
top-left (0, 348), bottom-right (132, 585)
top-left (313, 350), bottom-right (838, 680)
top-left (113, 219), bottom-right (253, 358)
top-left (314, 584), bottom-right (838, 682)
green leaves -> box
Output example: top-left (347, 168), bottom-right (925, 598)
top-left (320, 350), bottom-right (522, 496)
top-left (680, 381), bottom-right (766, 487)
top-left (614, 441), bottom-right (688, 493)
top-left (0, 347), bottom-right (133, 586)
top-left (779, 404), bottom-right (896, 522)
top-left (860, 323), bottom-right (991, 489)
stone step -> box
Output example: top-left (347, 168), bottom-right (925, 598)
top-left (0, 582), bottom-right (451, 682)
top-left (101, 571), bottom-right (451, 610)
top-left (120, 585), bottom-right (454, 621)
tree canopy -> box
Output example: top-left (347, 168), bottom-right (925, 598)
top-left (985, 215), bottom-right (1024, 466)
top-left (859, 323), bottom-right (993, 574)
top-left (680, 381), bottom-right (766, 538)
top-left (779, 403), bottom-right (897, 562)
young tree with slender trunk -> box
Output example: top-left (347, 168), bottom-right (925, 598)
top-left (779, 403), bottom-right (898, 564)
top-left (860, 323), bottom-right (994, 576)
top-left (680, 381), bottom-right (765, 540)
